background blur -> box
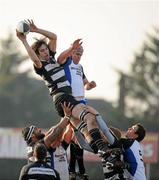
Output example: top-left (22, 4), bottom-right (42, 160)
top-left (0, 0), bottom-right (159, 179)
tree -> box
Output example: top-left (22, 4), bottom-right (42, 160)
top-left (0, 33), bottom-right (28, 93)
top-left (117, 27), bottom-right (159, 131)
top-left (0, 33), bottom-right (59, 128)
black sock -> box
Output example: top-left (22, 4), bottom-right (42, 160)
top-left (89, 140), bottom-right (98, 154)
top-left (89, 128), bottom-right (108, 152)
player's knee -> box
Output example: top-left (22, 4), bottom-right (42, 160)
top-left (79, 110), bottom-right (94, 122)
top-left (76, 121), bottom-right (87, 133)
top-left (80, 110), bottom-right (96, 126)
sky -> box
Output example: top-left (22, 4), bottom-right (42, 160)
top-left (0, 0), bottom-right (158, 101)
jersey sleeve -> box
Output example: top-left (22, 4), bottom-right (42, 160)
top-left (18, 165), bottom-right (28, 180)
top-left (110, 138), bottom-right (134, 150)
top-left (33, 64), bottom-right (44, 75)
top-left (61, 140), bottom-right (69, 150)
top-left (54, 169), bottom-right (61, 180)
top-left (120, 138), bottom-right (134, 149)
top-left (49, 49), bottom-right (56, 58)
top-left (81, 65), bottom-right (86, 80)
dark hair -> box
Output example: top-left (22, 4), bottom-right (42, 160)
top-left (135, 123), bottom-right (146, 142)
top-left (109, 126), bottom-right (122, 139)
top-left (34, 143), bottom-right (47, 160)
top-left (22, 125), bottom-right (35, 145)
top-left (31, 38), bottom-right (48, 55)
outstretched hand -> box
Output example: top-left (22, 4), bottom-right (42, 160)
top-left (86, 81), bottom-right (96, 90)
top-left (16, 30), bottom-right (26, 42)
top-left (72, 39), bottom-right (83, 50)
top-left (61, 102), bottom-right (74, 117)
top-left (25, 19), bottom-right (38, 32)
top-left (89, 81), bottom-right (96, 88)
top-left (85, 105), bottom-right (99, 115)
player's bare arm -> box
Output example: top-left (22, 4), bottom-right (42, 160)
top-left (84, 79), bottom-right (96, 90)
top-left (16, 30), bottom-right (42, 68)
top-left (44, 102), bottom-right (73, 148)
top-left (26, 19), bottom-right (57, 52)
top-left (57, 39), bottom-right (82, 64)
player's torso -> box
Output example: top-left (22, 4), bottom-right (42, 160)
top-left (53, 145), bottom-right (69, 180)
top-left (63, 59), bottom-right (85, 97)
top-left (23, 161), bottom-right (57, 180)
top-left (34, 57), bottom-right (71, 95)
top-left (124, 140), bottom-right (146, 180)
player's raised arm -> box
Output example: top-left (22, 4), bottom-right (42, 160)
top-left (26, 19), bottom-right (57, 52)
top-left (44, 102), bottom-right (73, 148)
top-left (16, 30), bottom-right (42, 68)
top-left (57, 39), bottom-right (82, 64)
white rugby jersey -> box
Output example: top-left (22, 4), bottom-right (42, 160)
top-left (53, 145), bottom-right (69, 180)
top-left (123, 140), bottom-right (146, 180)
top-left (63, 58), bottom-right (86, 98)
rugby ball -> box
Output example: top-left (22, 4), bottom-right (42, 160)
top-left (16, 21), bottom-right (30, 35)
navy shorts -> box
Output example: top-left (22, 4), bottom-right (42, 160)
top-left (53, 93), bottom-right (81, 117)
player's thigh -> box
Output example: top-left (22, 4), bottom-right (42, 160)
top-left (72, 103), bottom-right (86, 120)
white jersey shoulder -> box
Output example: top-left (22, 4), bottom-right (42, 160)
top-left (126, 140), bottom-right (147, 180)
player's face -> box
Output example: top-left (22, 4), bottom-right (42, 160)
top-left (33, 127), bottom-right (45, 140)
top-left (38, 44), bottom-right (50, 60)
top-left (125, 125), bottom-right (138, 139)
top-left (72, 47), bottom-right (83, 64)
top-left (72, 51), bottom-right (83, 64)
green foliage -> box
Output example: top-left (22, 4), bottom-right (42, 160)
top-left (0, 33), bottom-right (27, 76)
top-left (117, 27), bottom-right (159, 131)
top-left (0, 33), bottom-right (59, 128)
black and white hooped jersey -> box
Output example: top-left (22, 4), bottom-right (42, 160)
top-left (101, 148), bottom-right (128, 180)
top-left (26, 140), bottom-right (70, 180)
top-left (27, 140), bottom-right (55, 170)
top-left (19, 160), bottom-right (60, 180)
top-left (34, 51), bottom-right (71, 96)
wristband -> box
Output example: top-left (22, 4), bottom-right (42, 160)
top-left (64, 115), bottom-right (71, 120)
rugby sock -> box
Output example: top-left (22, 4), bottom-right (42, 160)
top-left (74, 129), bottom-right (94, 153)
top-left (89, 128), bottom-right (108, 152)
top-left (89, 140), bottom-right (98, 154)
